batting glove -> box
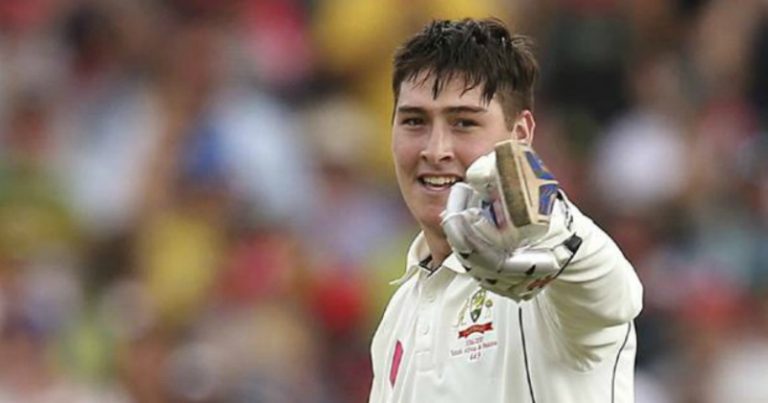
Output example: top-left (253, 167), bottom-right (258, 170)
top-left (441, 142), bottom-right (583, 301)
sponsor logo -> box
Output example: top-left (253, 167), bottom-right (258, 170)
top-left (525, 151), bottom-right (555, 180)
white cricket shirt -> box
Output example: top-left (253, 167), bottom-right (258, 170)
top-left (369, 201), bottom-right (643, 403)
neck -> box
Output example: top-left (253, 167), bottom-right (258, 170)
top-left (423, 227), bottom-right (452, 268)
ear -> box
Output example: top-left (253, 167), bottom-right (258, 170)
top-left (511, 110), bottom-right (536, 144)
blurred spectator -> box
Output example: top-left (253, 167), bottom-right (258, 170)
top-left (50, 1), bottom-right (163, 236)
top-left (0, 94), bottom-right (80, 263)
top-left (590, 53), bottom-right (689, 215)
top-left (300, 95), bottom-right (407, 266)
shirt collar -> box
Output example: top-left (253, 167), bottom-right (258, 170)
top-left (391, 232), bottom-right (467, 285)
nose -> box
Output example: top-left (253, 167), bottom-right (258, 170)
top-left (420, 124), bottom-right (454, 164)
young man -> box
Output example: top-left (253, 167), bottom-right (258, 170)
top-left (369, 19), bottom-right (643, 402)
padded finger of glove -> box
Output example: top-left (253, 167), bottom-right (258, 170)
top-left (465, 153), bottom-right (497, 200)
top-left (477, 276), bottom-right (528, 301)
top-left (443, 183), bottom-right (475, 215)
top-left (441, 183), bottom-right (476, 254)
top-left (499, 249), bottom-right (561, 277)
top-left (442, 210), bottom-right (474, 255)
top-left (460, 241), bottom-right (506, 276)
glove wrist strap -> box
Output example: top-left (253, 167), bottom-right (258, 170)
top-left (552, 233), bottom-right (583, 273)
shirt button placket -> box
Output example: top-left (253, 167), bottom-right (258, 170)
top-left (415, 272), bottom-right (437, 371)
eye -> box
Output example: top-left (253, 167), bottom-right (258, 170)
top-left (454, 119), bottom-right (478, 129)
top-left (400, 117), bottom-right (424, 127)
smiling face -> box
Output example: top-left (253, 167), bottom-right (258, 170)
top-left (392, 73), bottom-right (535, 245)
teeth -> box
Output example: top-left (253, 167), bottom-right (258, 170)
top-left (422, 176), bottom-right (458, 186)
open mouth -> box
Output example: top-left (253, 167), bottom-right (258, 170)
top-left (418, 175), bottom-right (462, 191)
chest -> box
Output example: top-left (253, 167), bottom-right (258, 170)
top-left (373, 270), bottom-right (532, 398)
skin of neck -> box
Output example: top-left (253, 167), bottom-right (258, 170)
top-left (422, 226), bottom-right (452, 269)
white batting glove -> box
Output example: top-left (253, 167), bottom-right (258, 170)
top-left (441, 145), bottom-right (582, 301)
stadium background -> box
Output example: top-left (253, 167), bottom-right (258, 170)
top-left (0, 0), bottom-right (766, 401)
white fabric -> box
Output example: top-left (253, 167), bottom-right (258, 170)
top-left (370, 199), bottom-right (643, 403)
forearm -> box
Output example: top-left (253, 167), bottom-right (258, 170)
top-left (546, 206), bottom-right (643, 326)
top-left (536, 203), bottom-right (643, 368)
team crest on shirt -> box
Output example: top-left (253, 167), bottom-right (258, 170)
top-left (469, 289), bottom-right (486, 322)
top-left (450, 288), bottom-right (499, 362)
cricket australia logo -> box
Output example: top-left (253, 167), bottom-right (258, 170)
top-left (450, 288), bottom-right (499, 362)
top-left (460, 289), bottom-right (494, 338)
top-left (470, 289), bottom-right (486, 322)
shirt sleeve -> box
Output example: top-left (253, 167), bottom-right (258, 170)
top-left (534, 199), bottom-right (643, 371)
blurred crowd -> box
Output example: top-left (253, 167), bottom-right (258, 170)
top-left (0, 0), bottom-right (766, 402)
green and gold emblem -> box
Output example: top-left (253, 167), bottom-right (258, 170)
top-left (470, 289), bottom-right (487, 323)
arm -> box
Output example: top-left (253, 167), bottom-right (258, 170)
top-left (544, 200), bottom-right (642, 328)
top-left (535, 199), bottom-right (642, 369)
top-left (441, 142), bottom-right (642, 367)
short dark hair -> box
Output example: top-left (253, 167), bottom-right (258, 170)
top-left (392, 18), bottom-right (538, 127)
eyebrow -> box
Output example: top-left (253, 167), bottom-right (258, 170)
top-left (396, 105), bottom-right (488, 115)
